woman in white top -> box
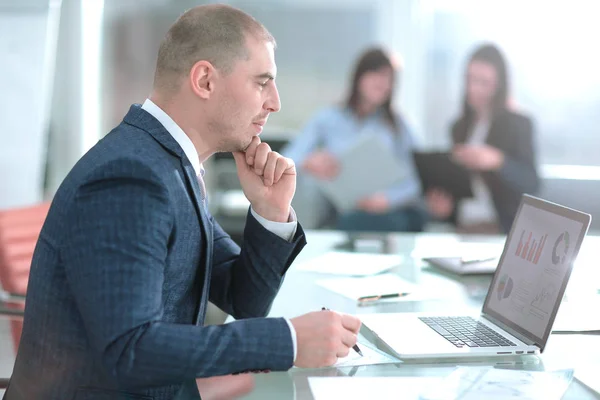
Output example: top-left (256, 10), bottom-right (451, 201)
top-left (427, 44), bottom-right (539, 234)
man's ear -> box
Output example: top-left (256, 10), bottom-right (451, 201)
top-left (190, 60), bottom-right (216, 99)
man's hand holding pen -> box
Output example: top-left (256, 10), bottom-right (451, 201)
top-left (322, 307), bottom-right (363, 356)
top-left (291, 310), bottom-right (361, 368)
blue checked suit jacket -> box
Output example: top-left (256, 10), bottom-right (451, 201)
top-left (5, 105), bottom-right (306, 400)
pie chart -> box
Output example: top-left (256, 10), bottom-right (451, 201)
top-left (497, 274), bottom-right (514, 301)
top-left (552, 231), bottom-right (570, 265)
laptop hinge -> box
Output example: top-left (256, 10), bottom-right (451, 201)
top-left (482, 314), bottom-right (538, 347)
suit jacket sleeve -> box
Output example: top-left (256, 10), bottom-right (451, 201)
top-left (432, 120), bottom-right (464, 226)
top-left (491, 115), bottom-right (540, 195)
top-left (62, 158), bottom-right (298, 390)
top-left (208, 212), bottom-right (306, 319)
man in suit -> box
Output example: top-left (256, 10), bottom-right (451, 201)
top-left (6, 5), bottom-right (361, 400)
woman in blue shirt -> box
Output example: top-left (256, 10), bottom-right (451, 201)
top-left (284, 48), bottom-right (425, 232)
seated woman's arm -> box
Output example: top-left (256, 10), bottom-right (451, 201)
top-left (283, 110), bottom-right (340, 180)
top-left (283, 111), bottom-right (327, 167)
top-left (383, 120), bottom-right (423, 208)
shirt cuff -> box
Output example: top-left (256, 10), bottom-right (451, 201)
top-left (250, 207), bottom-right (298, 242)
top-left (284, 318), bottom-right (298, 362)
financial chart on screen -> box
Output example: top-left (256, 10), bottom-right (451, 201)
top-left (487, 204), bottom-right (583, 338)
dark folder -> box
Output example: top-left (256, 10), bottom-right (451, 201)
top-left (413, 151), bottom-right (474, 199)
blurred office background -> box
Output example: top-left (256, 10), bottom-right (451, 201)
top-left (2, 0), bottom-right (600, 232)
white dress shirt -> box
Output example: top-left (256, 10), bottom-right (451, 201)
top-left (141, 99), bottom-right (298, 361)
top-left (458, 118), bottom-right (497, 226)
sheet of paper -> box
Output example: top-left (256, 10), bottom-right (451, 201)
top-left (575, 366), bottom-right (600, 395)
top-left (552, 300), bottom-right (600, 333)
top-left (316, 135), bottom-right (410, 212)
top-left (308, 377), bottom-right (439, 400)
top-left (316, 273), bottom-right (433, 303)
top-left (333, 341), bottom-right (398, 368)
top-left (316, 273), bottom-right (440, 306)
top-left (295, 251), bottom-right (403, 276)
top-left (411, 241), bottom-right (504, 261)
top-left (291, 332), bottom-right (399, 371)
top-left (420, 367), bottom-right (573, 400)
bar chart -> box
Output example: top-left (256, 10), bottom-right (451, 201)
top-left (515, 230), bottom-right (548, 265)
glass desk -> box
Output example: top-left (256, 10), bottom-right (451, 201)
top-left (240, 231), bottom-right (600, 399)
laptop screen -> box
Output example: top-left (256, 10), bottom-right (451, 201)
top-left (483, 196), bottom-right (590, 349)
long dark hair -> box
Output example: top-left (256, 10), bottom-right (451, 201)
top-left (346, 48), bottom-right (400, 132)
top-left (460, 43), bottom-right (509, 122)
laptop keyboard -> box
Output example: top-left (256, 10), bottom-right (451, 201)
top-left (419, 316), bottom-right (517, 348)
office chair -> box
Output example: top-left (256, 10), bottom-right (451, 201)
top-left (0, 202), bottom-right (50, 390)
top-left (0, 203), bottom-right (50, 348)
top-left (0, 203), bottom-right (254, 398)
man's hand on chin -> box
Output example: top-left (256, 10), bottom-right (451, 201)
top-left (232, 136), bottom-right (296, 222)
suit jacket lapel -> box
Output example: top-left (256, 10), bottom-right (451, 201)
top-left (182, 164), bottom-right (213, 326)
top-left (124, 104), bottom-right (214, 325)
top-left (486, 115), bottom-right (506, 148)
top-left (123, 104), bottom-right (184, 158)
top-left (453, 116), bottom-right (471, 144)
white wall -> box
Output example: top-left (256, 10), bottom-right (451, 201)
top-left (45, 0), bottom-right (104, 196)
top-left (0, 0), bottom-right (61, 209)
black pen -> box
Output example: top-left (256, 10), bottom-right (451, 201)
top-left (357, 292), bottom-right (410, 303)
top-left (321, 307), bottom-right (363, 356)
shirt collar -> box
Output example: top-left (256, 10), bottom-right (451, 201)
top-left (141, 99), bottom-right (203, 176)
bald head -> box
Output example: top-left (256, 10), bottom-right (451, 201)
top-left (154, 4), bottom-right (275, 94)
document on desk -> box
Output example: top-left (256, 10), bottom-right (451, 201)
top-left (575, 366), bottom-right (600, 395)
top-left (293, 332), bottom-right (399, 370)
top-left (295, 251), bottom-right (403, 276)
top-left (411, 241), bottom-right (504, 261)
top-left (316, 273), bottom-right (433, 303)
top-left (333, 341), bottom-right (398, 368)
top-left (309, 377), bottom-right (440, 400)
top-left (316, 135), bottom-right (410, 212)
top-left (552, 301), bottom-right (600, 334)
top-left (420, 367), bottom-right (573, 400)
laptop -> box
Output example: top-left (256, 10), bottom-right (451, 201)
top-left (360, 195), bottom-right (591, 360)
